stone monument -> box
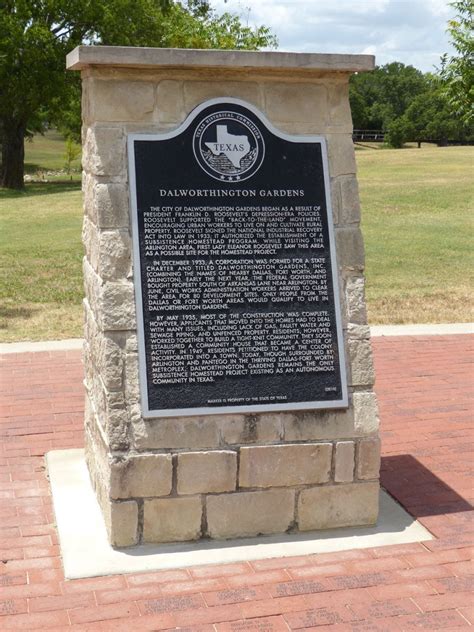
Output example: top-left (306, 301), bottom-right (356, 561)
top-left (67, 46), bottom-right (380, 547)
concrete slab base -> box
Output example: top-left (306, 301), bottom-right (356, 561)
top-left (46, 449), bottom-right (433, 580)
top-left (370, 322), bottom-right (473, 337)
top-left (0, 338), bottom-right (83, 354)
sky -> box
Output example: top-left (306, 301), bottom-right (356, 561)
top-left (210, 0), bottom-right (457, 73)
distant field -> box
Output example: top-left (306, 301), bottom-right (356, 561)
top-left (24, 130), bottom-right (81, 179)
top-left (357, 144), bottom-right (473, 324)
top-left (0, 134), bottom-right (472, 341)
top-left (0, 182), bottom-right (83, 341)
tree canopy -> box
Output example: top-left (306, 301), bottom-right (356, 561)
top-left (1, 0), bottom-right (472, 187)
top-left (0, 0), bottom-right (276, 189)
top-left (350, 60), bottom-right (473, 148)
top-left (440, 0), bottom-right (474, 125)
top-left (349, 1), bottom-right (473, 147)
top-left (349, 62), bottom-right (427, 131)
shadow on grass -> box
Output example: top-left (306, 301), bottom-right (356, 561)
top-left (354, 142), bottom-right (386, 151)
top-left (381, 454), bottom-right (473, 517)
top-left (0, 181), bottom-right (81, 199)
top-left (24, 162), bottom-right (44, 173)
top-left (0, 305), bottom-right (40, 327)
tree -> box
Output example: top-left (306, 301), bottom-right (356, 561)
top-left (384, 117), bottom-right (409, 149)
top-left (349, 62), bottom-right (427, 133)
top-left (403, 76), bottom-right (473, 146)
top-left (0, 1), bottom-right (276, 190)
top-left (440, 0), bottom-right (474, 126)
top-left (64, 137), bottom-right (81, 176)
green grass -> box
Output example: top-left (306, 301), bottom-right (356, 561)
top-left (0, 182), bottom-right (83, 341)
top-left (358, 144), bottom-right (473, 324)
top-left (0, 131), bottom-right (83, 340)
top-left (24, 129), bottom-right (81, 180)
top-left (0, 135), bottom-right (472, 341)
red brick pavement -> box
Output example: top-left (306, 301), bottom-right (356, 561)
top-left (0, 334), bottom-right (473, 630)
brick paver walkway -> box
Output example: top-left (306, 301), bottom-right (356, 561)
top-left (0, 335), bottom-right (473, 630)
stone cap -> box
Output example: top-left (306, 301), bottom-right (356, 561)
top-left (67, 46), bottom-right (374, 74)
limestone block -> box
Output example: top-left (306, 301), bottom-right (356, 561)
top-left (94, 182), bottom-right (130, 229)
top-left (143, 497), bottom-right (202, 542)
top-left (82, 341), bottom-right (94, 396)
top-left (98, 334), bottom-right (124, 391)
top-left (125, 333), bottom-right (138, 353)
top-left (177, 451), bottom-right (237, 495)
top-left (81, 76), bottom-right (92, 125)
top-left (339, 176), bottom-right (361, 224)
top-left (85, 416), bottom-right (124, 531)
top-left (239, 443), bottom-right (332, 488)
top-left (110, 454), bottom-right (172, 499)
top-left (81, 120), bottom-right (88, 146)
top-left (104, 395), bottom-right (128, 440)
top-left (353, 392), bottom-right (379, 435)
top-left (345, 276), bottom-right (368, 325)
top-left (123, 122), bottom-right (176, 134)
top-left (83, 257), bottom-right (102, 320)
top-left (298, 482), bottom-right (379, 530)
top-left (92, 332), bottom-right (123, 391)
top-left (82, 172), bottom-right (94, 219)
top-left (133, 416), bottom-right (221, 450)
top-left (84, 368), bottom-right (108, 427)
top-left (85, 307), bottom-right (122, 386)
top-left (83, 395), bottom-right (96, 440)
top-left (90, 79), bottom-right (154, 122)
top-left (330, 177), bottom-right (342, 226)
top-left (328, 81), bottom-right (353, 130)
top-left (86, 441), bottom-right (110, 509)
top-left (283, 409), bottom-right (355, 442)
top-left (107, 500), bottom-right (138, 547)
top-left (105, 390), bottom-right (126, 411)
top-left (155, 80), bottom-right (184, 124)
top-left (107, 407), bottom-right (130, 451)
top-left (264, 83), bottom-right (327, 127)
top-left (124, 352), bottom-right (140, 402)
top-left (82, 318), bottom-right (96, 378)
top-left (220, 414), bottom-right (282, 445)
top-left (106, 405), bottom-right (128, 432)
top-left (100, 281), bottom-right (136, 331)
top-left (206, 489), bottom-right (295, 539)
top-left (348, 339), bottom-right (375, 387)
top-left (347, 324), bottom-right (371, 340)
top-left (82, 216), bottom-right (97, 264)
top-left (326, 134), bottom-right (357, 177)
top-left (83, 126), bottom-right (126, 177)
top-left (83, 294), bottom-right (96, 336)
top-left (84, 403), bottom-right (110, 490)
top-left (335, 227), bottom-right (365, 271)
top-left (184, 80), bottom-right (262, 113)
top-left (98, 230), bottom-right (131, 281)
top-left (334, 441), bottom-right (355, 483)
top-left (357, 437), bottom-right (381, 480)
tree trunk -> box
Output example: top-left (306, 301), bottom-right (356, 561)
top-left (1, 120), bottom-right (26, 190)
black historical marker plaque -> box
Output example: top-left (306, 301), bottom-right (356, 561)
top-left (128, 98), bottom-right (348, 417)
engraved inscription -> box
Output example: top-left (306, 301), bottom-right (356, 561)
top-left (149, 312), bottom-right (335, 386)
top-left (129, 100), bottom-right (347, 414)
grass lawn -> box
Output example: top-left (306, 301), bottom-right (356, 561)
top-left (357, 144), bottom-right (473, 324)
top-left (0, 135), bottom-right (472, 341)
top-left (24, 129), bottom-right (81, 179)
top-left (0, 182), bottom-right (83, 341)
